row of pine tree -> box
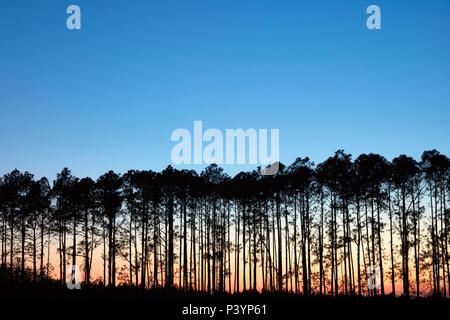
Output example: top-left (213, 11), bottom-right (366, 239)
top-left (0, 149), bottom-right (449, 297)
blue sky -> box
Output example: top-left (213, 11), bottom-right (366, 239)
top-left (0, 0), bottom-right (449, 180)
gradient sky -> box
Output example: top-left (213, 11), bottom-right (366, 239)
top-left (1, 0), bottom-right (449, 180)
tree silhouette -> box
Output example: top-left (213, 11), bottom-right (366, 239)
top-left (0, 149), bottom-right (449, 298)
top-left (392, 155), bottom-right (420, 297)
top-left (96, 171), bottom-right (122, 287)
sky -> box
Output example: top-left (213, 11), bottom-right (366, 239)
top-left (0, 0), bottom-right (449, 180)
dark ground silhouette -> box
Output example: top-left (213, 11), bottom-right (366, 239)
top-left (1, 271), bottom-right (448, 319)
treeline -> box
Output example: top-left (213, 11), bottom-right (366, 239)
top-left (0, 149), bottom-right (449, 297)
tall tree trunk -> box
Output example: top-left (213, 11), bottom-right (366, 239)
top-left (85, 210), bottom-right (90, 285)
top-left (376, 194), bottom-right (385, 295)
top-left (40, 213), bottom-right (45, 281)
top-left (72, 217), bottom-right (76, 280)
top-left (276, 193), bottom-right (282, 292)
top-left (388, 185), bottom-right (395, 296)
top-left (167, 195), bottom-right (174, 289)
